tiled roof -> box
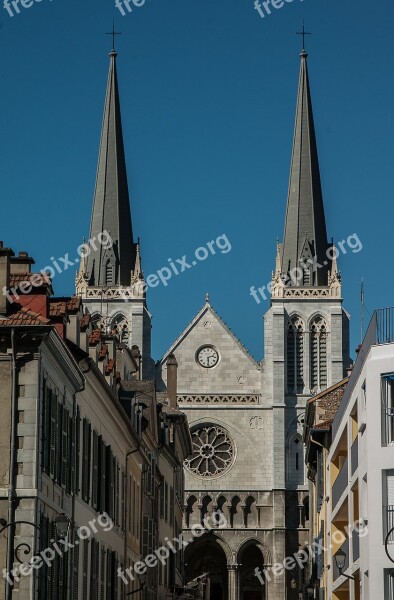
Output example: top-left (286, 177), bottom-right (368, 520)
top-left (0, 307), bottom-right (51, 326)
top-left (49, 301), bottom-right (67, 317)
top-left (314, 419), bottom-right (333, 430)
top-left (89, 330), bottom-right (101, 345)
top-left (9, 272), bottom-right (51, 288)
top-left (80, 313), bottom-right (91, 330)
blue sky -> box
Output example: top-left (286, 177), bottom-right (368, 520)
top-left (1, 0), bottom-right (393, 361)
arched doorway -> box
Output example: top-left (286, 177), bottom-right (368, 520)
top-left (185, 535), bottom-right (228, 600)
top-left (238, 543), bottom-right (265, 600)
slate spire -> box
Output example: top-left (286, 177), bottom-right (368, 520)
top-left (86, 49), bottom-right (136, 287)
top-left (281, 50), bottom-right (329, 286)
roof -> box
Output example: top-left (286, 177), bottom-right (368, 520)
top-left (9, 272), bottom-right (51, 289)
top-left (307, 376), bottom-right (350, 404)
top-left (0, 307), bottom-right (51, 326)
top-left (85, 50), bottom-right (136, 287)
top-left (281, 50), bottom-right (329, 286)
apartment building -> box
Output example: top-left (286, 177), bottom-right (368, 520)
top-left (325, 308), bottom-right (394, 599)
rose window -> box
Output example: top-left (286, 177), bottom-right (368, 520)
top-left (185, 425), bottom-right (234, 477)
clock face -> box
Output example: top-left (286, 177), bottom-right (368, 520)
top-left (197, 346), bottom-right (219, 368)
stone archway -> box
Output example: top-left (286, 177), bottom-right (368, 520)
top-left (238, 542), bottom-right (266, 600)
top-left (185, 534), bottom-right (229, 600)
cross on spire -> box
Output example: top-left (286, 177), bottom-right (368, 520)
top-left (296, 23), bottom-right (311, 51)
top-left (106, 21), bottom-right (121, 52)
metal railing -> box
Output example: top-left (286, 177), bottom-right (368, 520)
top-left (385, 506), bottom-right (394, 544)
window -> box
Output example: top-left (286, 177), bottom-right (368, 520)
top-left (382, 375), bottom-right (394, 446)
top-left (82, 419), bottom-right (91, 503)
top-left (105, 260), bottom-right (113, 287)
top-left (287, 316), bottom-right (305, 394)
top-left (310, 315), bottom-right (328, 391)
top-left (385, 569), bottom-right (394, 599)
top-left (384, 470), bottom-right (394, 544)
top-left (111, 314), bottom-right (130, 344)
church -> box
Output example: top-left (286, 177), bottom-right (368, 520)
top-left (76, 41), bottom-right (350, 600)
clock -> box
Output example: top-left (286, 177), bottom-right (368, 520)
top-left (197, 346), bottom-right (219, 368)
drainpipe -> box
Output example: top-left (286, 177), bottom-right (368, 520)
top-left (5, 328), bottom-right (17, 600)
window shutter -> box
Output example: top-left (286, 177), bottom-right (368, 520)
top-left (75, 406), bottom-right (81, 494)
top-left (170, 486), bottom-right (174, 525)
top-left (115, 462), bottom-right (120, 527)
top-left (106, 550), bottom-right (113, 600)
top-left (92, 430), bottom-right (99, 510)
top-left (100, 546), bottom-right (106, 600)
top-left (70, 412), bottom-right (75, 494)
top-left (142, 515), bottom-right (149, 557)
top-left (49, 390), bottom-right (57, 478)
top-left (82, 419), bottom-right (91, 503)
top-left (148, 517), bottom-right (153, 555)
top-left (91, 539), bottom-right (99, 600)
top-left (121, 470), bottom-right (125, 531)
top-left (56, 399), bottom-right (63, 484)
top-left (160, 483), bottom-right (164, 519)
top-left (61, 406), bottom-right (69, 489)
top-left (72, 528), bottom-right (79, 600)
top-left (99, 437), bottom-right (107, 513)
top-left (106, 446), bottom-right (114, 518)
top-left (113, 553), bottom-right (118, 599)
top-left (82, 538), bottom-right (89, 600)
top-left (165, 482), bottom-right (169, 523)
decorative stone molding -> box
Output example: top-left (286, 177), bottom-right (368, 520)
top-left (177, 395), bottom-right (260, 405)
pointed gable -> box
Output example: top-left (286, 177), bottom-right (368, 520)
top-left (160, 301), bottom-right (260, 396)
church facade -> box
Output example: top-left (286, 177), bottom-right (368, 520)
top-left (76, 41), bottom-right (351, 600)
top-left (159, 49), bottom-right (350, 600)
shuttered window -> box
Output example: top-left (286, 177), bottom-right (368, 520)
top-left (316, 449), bottom-right (324, 513)
top-left (72, 528), bottom-right (80, 600)
top-left (164, 482), bottom-right (169, 523)
top-left (61, 406), bottom-right (69, 489)
top-left (91, 539), bottom-right (100, 600)
top-left (142, 515), bottom-right (149, 557)
top-left (160, 483), bottom-right (164, 519)
top-left (75, 406), bottom-right (81, 494)
top-left (100, 546), bottom-right (106, 600)
top-left (82, 419), bottom-right (91, 503)
top-left (170, 487), bottom-right (174, 525)
top-left (92, 430), bottom-right (99, 510)
top-left (49, 390), bottom-right (57, 478)
top-left (106, 446), bottom-right (114, 518)
top-left (99, 436), bottom-right (107, 513)
top-left (82, 538), bottom-right (89, 600)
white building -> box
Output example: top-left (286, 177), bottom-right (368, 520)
top-left (327, 308), bottom-right (394, 600)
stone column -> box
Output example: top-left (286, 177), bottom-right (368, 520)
top-left (227, 564), bottom-right (238, 600)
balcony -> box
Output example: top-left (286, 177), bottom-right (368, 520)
top-left (332, 458), bottom-right (348, 508)
top-left (351, 438), bottom-right (358, 476)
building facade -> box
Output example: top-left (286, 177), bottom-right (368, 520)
top-left (324, 308), bottom-right (394, 600)
top-left (159, 48), bottom-right (351, 600)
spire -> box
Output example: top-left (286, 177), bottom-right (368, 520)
top-left (86, 50), bottom-right (136, 288)
top-left (281, 49), bottom-right (329, 286)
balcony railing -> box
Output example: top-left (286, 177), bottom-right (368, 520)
top-left (351, 438), bottom-right (358, 476)
top-left (332, 458), bottom-right (348, 508)
top-left (333, 537), bottom-right (349, 581)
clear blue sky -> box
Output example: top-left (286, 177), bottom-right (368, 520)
top-left (1, 0), bottom-right (393, 361)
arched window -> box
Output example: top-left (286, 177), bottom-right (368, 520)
top-left (105, 260), bottom-right (113, 286)
top-left (287, 316), bottom-right (305, 394)
top-left (310, 316), bottom-right (328, 391)
top-left (111, 314), bottom-right (130, 344)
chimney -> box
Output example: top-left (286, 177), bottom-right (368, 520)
top-left (166, 354), bottom-right (178, 409)
top-left (10, 251), bottom-right (35, 274)
top-left (0, 242), bottom-right (15, 316)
